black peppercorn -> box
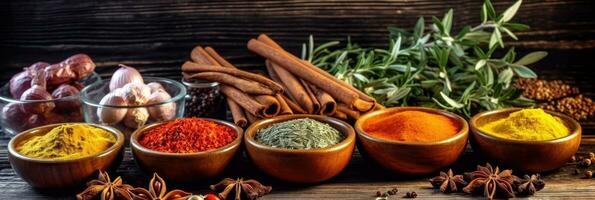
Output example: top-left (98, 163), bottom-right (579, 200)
top-left (376, 191), bottom-right (382, 197)
top-left (578, 158), bottom-right (592, 168)
top-left (387, 188), bottom-right (398, 195)
top-left (405, 191), bottom-right (417, 198)
top-left (182, 80), bottom-right (223, 118)
top-left (585, 171), bottom-right (593, 179)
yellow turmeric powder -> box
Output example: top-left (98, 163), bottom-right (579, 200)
top-left (479, 109), bottom-right (569, 141)
top-left (17, 124), bottom-right (116, 160)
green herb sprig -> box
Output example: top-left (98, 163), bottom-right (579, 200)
top-left (303, 0), bottom-right (545, 117)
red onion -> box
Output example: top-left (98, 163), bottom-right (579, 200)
top-left (63, 54), bottom-right (96, 79)
top-left (9, 71), bottom-right (32, 99)
top-left (1, 103), bottom-right (33, 132)
top-left (51, 84), bottom-right (81, 112)
top-left (44, 63), bottom-right (76, 86)
top-left (20, 70), bottom-right (55, 114)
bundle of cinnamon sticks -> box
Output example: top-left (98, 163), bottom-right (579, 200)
top-left (248, 34), bottom-right (383, 120)
top-left (182, 34), bottom-right (383, 127)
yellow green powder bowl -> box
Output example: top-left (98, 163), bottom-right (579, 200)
top-left (470, 108), bottom-right (581, 173)
top-left (8, 123), bottom-right (125, 189)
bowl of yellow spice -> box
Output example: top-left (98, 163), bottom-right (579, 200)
top-left (470, 108), bottom-right (581, 173)
top-left (8, 123), bottom-right (125, 189)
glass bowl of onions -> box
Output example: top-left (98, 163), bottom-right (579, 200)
top-left (0, 54), bottom-right (101, 136)
top-left (80, 65), bottom-right (186, 136)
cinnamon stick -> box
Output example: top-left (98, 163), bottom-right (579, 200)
top-left (227, 98), bottom-right (247, 127)
top-left (182, 61), bottom-right (283, 93)
top-left (220, 85), bottom-right (266, 118)
top-left (281, 95), bottom-right (307, 114)
top-left (254, 95), bottom-right (280, 118)
top-left (269, 62), bottom-right (314, 113)
top-left (245, 110), bottom-right (259, 124)
top-left (184, 72), bottom-right (275, 95)
top-left (204, 47), bottom-right (236, 68)
top-left (337, 103), bottom-right (361, 120)
top-left (191, 46), bottom-right (219, 65)
top-left (248, 39), bottom-right (373, 111)
top-left (258, 34), bottom-right (376, 103)
top-left (301, 79), bottom-right (320, 114)
top-left (276, 94), bottom-right (292, 115)
top-left (333, 110), bottom-right (348, 120)
top-left (306, 82), bottom-right (337, 116)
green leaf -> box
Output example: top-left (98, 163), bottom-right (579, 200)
top-left (484, 0), bottom-right (497, 19)
top-left (503, 23), bottom-right (530, 31)
top-left (440, 92), bottom-right (464, 108)
top-left (431, 16), bottom-right (445, 33)
top-left (498, 67), bottom-right (514, 88)
top-left (475, 59), bottom-right (487, 70)
top-left (514, 51), bottom-right (548, 65)
top-left (413, 17), bottom-right (425, 39)
top-left (442, 9), bottom-right (454, 34)
top-left (489, 28), bottom-right (504, 48)
top-left (500, 26), bottom-right (518, 40)
top-left (500, 0), bottom-right (522, 23)
top-left (481, 3), bottom-right (488, 22)
top-left (512, 65), bottom-right (537, 78)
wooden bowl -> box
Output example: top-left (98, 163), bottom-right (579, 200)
top-left (355, 107), bottom-right (469, 175)
top-left (130, 118), bottom-right (242, 182)
top-left (8, 123), bottom-right (125, 189)
top-left (244, 114), bottom-right (355, 183)
top-left (469, 108), bottom-right (581, 173)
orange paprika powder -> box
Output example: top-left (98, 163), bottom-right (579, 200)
top-left (363, 110), bottom-right (460, 142)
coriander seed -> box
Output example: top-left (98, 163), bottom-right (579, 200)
top-left (585, 171), bottom-right (593, 179)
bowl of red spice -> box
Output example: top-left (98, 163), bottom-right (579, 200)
top-left (355, 107), bottom-right (469, 175)
top-left (130, 117), bottom-right (242, 182)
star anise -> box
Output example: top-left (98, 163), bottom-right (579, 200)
top-left (462, 163), bottom-right (516, 200)
top-left (210, 178), bottom-right (272, 200)
top-left (76, 171), bottom-right (134, 200)
top-left (514, 174), bottom-right (545, 195)
top-left (127, 173), bottom-right (191, 200)
top-left (429, 169), bottom-right (467, 193)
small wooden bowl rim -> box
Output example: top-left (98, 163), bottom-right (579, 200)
top-left (469, 108), bottom-right (582, 144)
top-left (355, 106), bottom-right (469, 146)
top-left (244, 114), bottom-right (355, 154)
top-left (8, 122), bottom-right (125, 163)
top-left (130, 118), bottom-right (243, 156)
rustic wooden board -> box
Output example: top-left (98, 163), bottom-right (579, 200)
top-left (1, 134), bottom-right (595, 199)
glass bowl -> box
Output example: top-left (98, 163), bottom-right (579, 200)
top-left (80, 77), bottom-right (186, 136)
top-left (0, 72), bottom-right (101, 136)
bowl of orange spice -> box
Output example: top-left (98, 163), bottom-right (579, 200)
top-left (130, 117), bottom-right (242, 182)
top-left (354, 107), bottom-right (468, 175)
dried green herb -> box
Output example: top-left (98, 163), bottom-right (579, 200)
top-left (255, 118), bottom-right (343, 149)
top-left (303, 0), bottom-right (544, 118)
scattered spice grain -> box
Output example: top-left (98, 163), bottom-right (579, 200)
top-left (585, 171), bottom-right (593, 179)
top-left (138, 118), bottom-right (236, 153)
top-left (404, 191), bottom-right (417, 198)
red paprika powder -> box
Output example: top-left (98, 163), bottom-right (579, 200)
top-left (363, 110), bottom-right (460, 142)
top-left (138, 118), bottom-right (237, 153)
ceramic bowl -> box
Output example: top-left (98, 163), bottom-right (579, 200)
top-left (469, 108), bottom-right (581, 173)
top-left (355, 107), bottom-right (469, 175)
top-left (130, 118), bottom-right (242, 182)
top-left (244, 114), bottom-right (356, 183)
top-left (7, 123), bottom-right (125, 189)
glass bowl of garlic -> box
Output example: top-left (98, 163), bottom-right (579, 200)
top-left (80, 65), bottom-right (186, 137)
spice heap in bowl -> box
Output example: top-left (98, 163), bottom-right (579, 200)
top-left (80, 64), bottom-right (186, 134)
top-left (8, 123), bottom-right (124, 188)
top-left (244, 115), bottom-right (355, 183)
top-left (0, 54), bottom-right (100, 135)
top-left (355, 107), bottom-right (469, 175)
top-left (130, 117), bottom-right (242, 182)
top-left (470, 108), bottom-right (581, 173)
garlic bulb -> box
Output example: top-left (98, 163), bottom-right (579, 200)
top-left (97, 92), bottom-right (128, 124)
top-left (109, 64), bottom-right (144, 91)
top-left (123, 107), bottom-right (149, 129)
top-left (122, 82), bottom-right (151, 105)
top-left (147, 82), bottom-right (165, 93)
top-left (147, 90), bottom-right (176, 121)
